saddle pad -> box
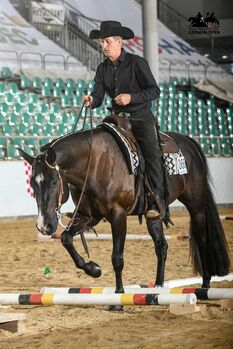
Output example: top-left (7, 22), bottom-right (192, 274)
top-left (100, 122), bottom-right (188, 176)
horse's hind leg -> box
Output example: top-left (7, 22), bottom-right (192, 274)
top-left (146, 219), bottom-right (168, 286)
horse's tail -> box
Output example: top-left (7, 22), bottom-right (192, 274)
top-left (187, 137), bottom-right (231, 276)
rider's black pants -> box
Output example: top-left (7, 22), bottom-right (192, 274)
top-left (129, 110), bottom-right (165, 204)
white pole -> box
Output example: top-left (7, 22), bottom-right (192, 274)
top-left (40, 286), bottom-right (233, 300)
top-left (0, 293), bottom-right (197, 306)
top-left (37, 233), bottom-right (189, 241)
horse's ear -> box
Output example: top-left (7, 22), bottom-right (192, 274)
top-left (18, 148), bottom-right (35, 165)
top-left (46, 147), bottom-right (56, 165)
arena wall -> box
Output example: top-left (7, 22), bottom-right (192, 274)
top-left (0, 158), bottom-right (232, 218)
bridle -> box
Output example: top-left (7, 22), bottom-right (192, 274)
top-left (44, 157), bottom-right (66, 228)
top-left (42, 104), bottom-right (94, 230)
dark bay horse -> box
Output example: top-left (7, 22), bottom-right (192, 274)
top-left (19, 127), bottom-right (230, 297)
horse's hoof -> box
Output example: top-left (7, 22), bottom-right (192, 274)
top-left (108, 305), bottom-right (124, 311)
top-left (84, 261), bottom-right (102, 278)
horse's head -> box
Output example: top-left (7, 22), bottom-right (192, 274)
top-left (19, 148), bottom-right (69, 235)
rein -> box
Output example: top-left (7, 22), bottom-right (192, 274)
top-left (44, 104), bottom-right (94, 234)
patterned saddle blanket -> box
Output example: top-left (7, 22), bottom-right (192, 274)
top-left (100, 116), bottom-right (188, 176)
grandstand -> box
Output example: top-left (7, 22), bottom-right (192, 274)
top-left (0, 1), bottom-right (232, 159)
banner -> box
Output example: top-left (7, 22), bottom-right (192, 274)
top-left (31, 2), bottom-right (64, 25)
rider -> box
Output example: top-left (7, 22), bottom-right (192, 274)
top-left (83, 20), bottom-right (167, 221)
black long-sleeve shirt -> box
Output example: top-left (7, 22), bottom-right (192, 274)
top-left (91, 49), bottom-right (160, 114)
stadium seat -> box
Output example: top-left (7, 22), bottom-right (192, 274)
top-left (55, 78), bottom-right (65, 90)
top-left (12, 137), bottom-right (26, 147)
top-left (32, 77), bottom-right (42, 90)
top-left (200, 138), bottom-right (211, 156)
top-left (8, 82), bottom-right (18, 94)
top-left (17, 93), bottom-right (27, 104)
top-left (0, 82), bottom-right (6, 95)
top-left (50, 103), bottom-right (60, 113)
top-left (220, 138), bottom-right (232, 156)
top-left (7, 145), bottom-right (18, 159)
top-left (21, 112), bottom-right (31, 124)
top-left (66, 78), bottom-right (75, 90)
top-left (20, 76), bottom-right (31, 89)
top-left (13, 102), bottom-right (22, 114)
top-left (1, 67), bottom-right (12, 79)
top-left (0, 113), bottom-right (4, 123)
top-left (61, 95), bottom-right (72, 108)
top-left (29, 93), bottom-right (39, 104)
top-left (44, 77), bottom-right (53, 89)
top-left (16, 123), bottom-right (28, 135)
top-left (0, 147), bottom-right (6, 159)
top-left (2, 124), bottom-right (14, 135)
top-left (42, 86), bottom-right (52, 98)
top-left (8, 112), bottom-right (18, 125)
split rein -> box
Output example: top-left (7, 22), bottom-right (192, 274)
top-left (45, 103), bottom-right (94, 230)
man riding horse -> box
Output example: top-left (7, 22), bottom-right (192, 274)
top-left (83, 20), bottom-right (167, 221)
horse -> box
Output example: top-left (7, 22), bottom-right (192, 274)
top-left (19, 122), bottom-right (230, 308)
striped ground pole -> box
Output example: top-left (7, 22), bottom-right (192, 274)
top-left (40, 287), bottom-right (233, 300)
top-left (163, 273), bottom-right (233, 288)
top-left (219, 215), bottom-right (233, 221)
top-left (0, 293), bottom-right (197, 306)
top-left (37, 233), bottom-right (189, 241)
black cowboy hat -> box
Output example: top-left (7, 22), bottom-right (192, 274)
top-left (89, 20), bottom-right (134, 40)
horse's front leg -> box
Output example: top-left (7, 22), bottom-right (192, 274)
top-left (109, 206), bottom-right (127, 310)
top-left (146, 218), bottom-right (168, 286)
top-left (61, 223), bottom-right (101, 278)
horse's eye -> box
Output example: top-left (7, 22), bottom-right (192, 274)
top-left (52, 181), bottom-right (57, 186)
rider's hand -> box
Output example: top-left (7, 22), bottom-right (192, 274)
top-left (114, 94), bottom-right (131, 106)
top-left (82, 95), bottom-right (93, 107)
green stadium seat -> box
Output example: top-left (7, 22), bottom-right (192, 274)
top-left (66, 78), bottom-right (75, 90)
top-left (17, 93), bottom-right (27, 104)
top-left (53, 86), bottom-right (62, 97)
top-left (220, 138), bottom-right (232, 156)
top-left (40, 138), bottom-right (53, 147)
top-left (13, 102), bottom-right (22, 114)
top-left (8, 82), bottom-right (18, 94)
top-left (210, 137), bottom-right (221, 156)
top-left (57, 123), bottom-right (66, 136)
top-left (48, 113), bottom-right (57, 124)
top-left (35, 113), bottom-right (45, 125)
top-left (5, 93), bottom-right (14, 103)
top-left (65, 87), bottom-right (74, 98)
top-left (61, 95), bottom-right (72, 108)
top-left (26, 103), bottom-right (36, 114)
top-left (20, 75), bottom-right (31, 89)
top-left (29, 93), bottom-right (39, 103)
top-left (39, 103), bottom-right (49, 114)
top-left (77, 79), bottom-right (86, 90)
top-left (32, 77), bottom-right (42, 89)
top-left (55, 78), bottom-right (65, 89)
top-left (0, 147), bottom-right (6, 159)
top-left (73, 95), bottom-right (82, 107)
top-left (44, 77), bottom-right (53, 89)
top-left (1, 67), bottom-right (12, 79)
top-left (16, 123), bottom-right (28, 135)
top-left (199, 138), bottom-right (211, 156)
top-left (2, 124), bottom-right (14, 135)
top-left (0, 137), bottom-right (7, 147)
top-left (31, 124), bottom-right (41, 136)
top-left (62, 113), bottom-right (69, 123)
top-left (7, 145), bottom-right (18, 159)
top-left (8, 112), bottom-right (18, 124)
top-left (21, 112), bottom-right (31, 124)
top-left (0, 102), bottom-right (9, 114)
top-left (43, 123), bottom-right (53, 136)
top-left (50, 103), bottom-right (60, 113)
top-left (0, 113), bottom-right (4, 123)
top-left (12, 137), bottom-right (26, 147)
top-left (27, 137), bottom-right (39, 149)
top-left (0, 82), bottom-right (6, 94)
top-left (42, 86), bottom-right (52, 98)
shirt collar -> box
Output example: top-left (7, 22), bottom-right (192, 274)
top-left (107, 49), bottom-right (127, 66)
